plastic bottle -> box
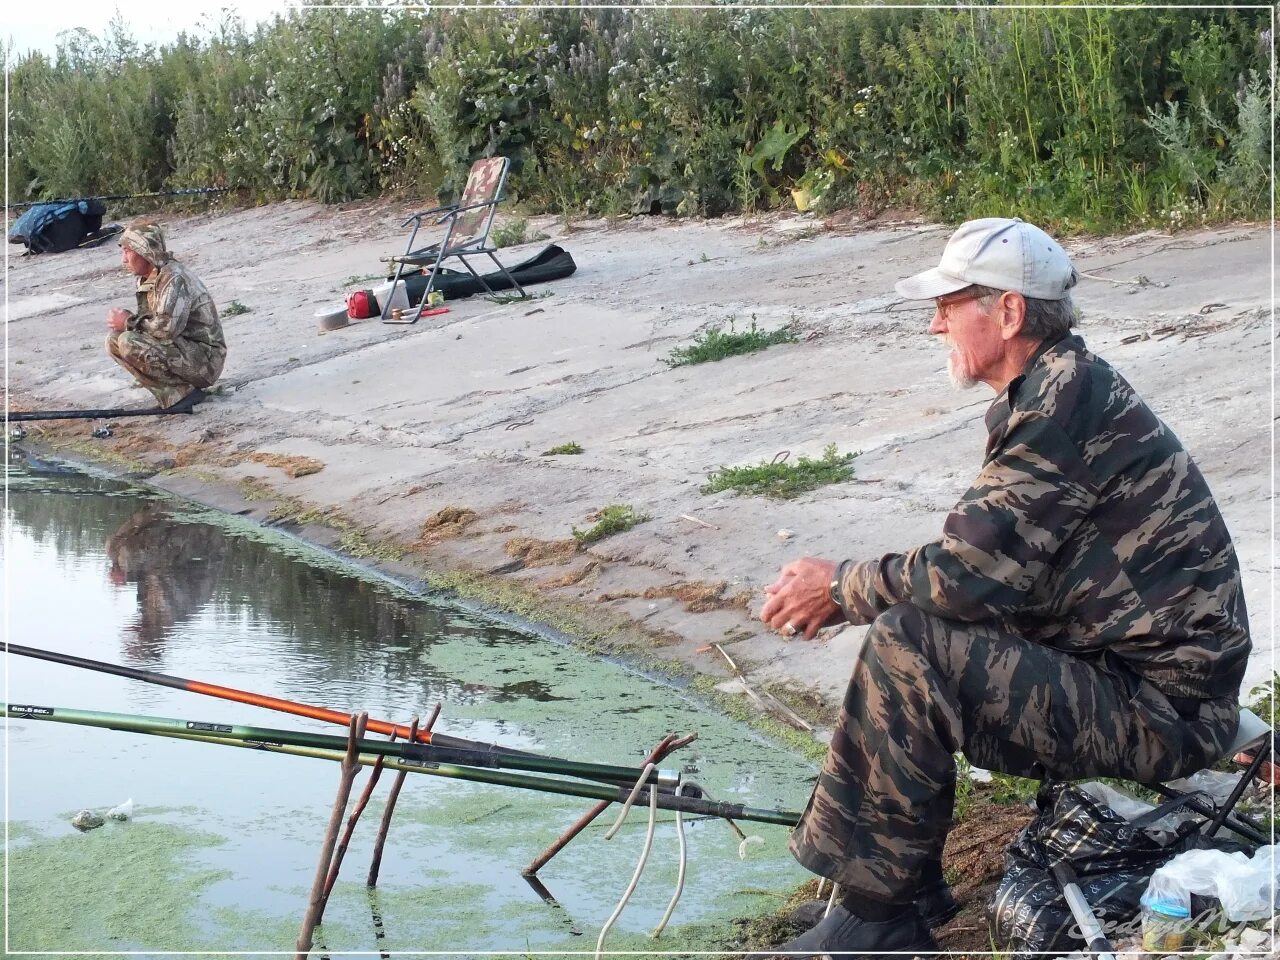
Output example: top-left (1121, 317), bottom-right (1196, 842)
top-left (1141, 893), bottom-right (1191, 952)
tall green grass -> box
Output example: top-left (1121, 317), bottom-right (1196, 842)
top-left (7, 6), bottom-right (1272, 231)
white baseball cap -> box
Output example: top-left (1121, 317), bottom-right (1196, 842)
top-left (895, 217), bottom-right (1078, 301)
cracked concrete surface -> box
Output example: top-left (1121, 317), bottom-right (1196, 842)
top-left (6, 201), bottom-right (1273, 715)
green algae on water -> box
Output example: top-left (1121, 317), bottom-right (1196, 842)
top-left (7, 821), bottom-right (230, 951)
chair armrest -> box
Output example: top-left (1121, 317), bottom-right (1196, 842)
top-left (434, 197), bottom-right (505, 224)
top-left (401, 203), bottom-right (456, 226)
top-left (381, 252), bottom-right (440, 266)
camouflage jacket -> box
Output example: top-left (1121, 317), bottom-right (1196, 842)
top-left (834, 334), bottom-right (1249, 699)
top-left (126, 260), bottom-right (226, 356)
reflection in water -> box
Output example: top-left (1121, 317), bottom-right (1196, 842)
top-left (106, 509), bottom-right (225, 661)
top-left (6, 471), bottom-right (472, 701)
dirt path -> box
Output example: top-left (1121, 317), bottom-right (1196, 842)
top-left (6, 202), bottom-right (1272, 727)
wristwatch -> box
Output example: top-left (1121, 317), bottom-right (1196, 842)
top-left (829, 559), bottom-right (851, 608)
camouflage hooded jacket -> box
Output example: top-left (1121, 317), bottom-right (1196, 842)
top-left (126, 260), bottom-right (226, 357)
top-left (834, 334), bottom-right (1250, 699)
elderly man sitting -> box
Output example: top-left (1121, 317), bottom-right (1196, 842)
top-left (755, 217), bottom-right (1250, 959)
top-left (106, 220), bottom-right (226, 411)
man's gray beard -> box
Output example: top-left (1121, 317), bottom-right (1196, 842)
top-left (948, 353), bottom-right (978, 389)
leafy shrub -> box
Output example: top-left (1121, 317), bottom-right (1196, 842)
top-left (7, 8), bottom-right (1271, 231)
top-left (542, 442), bottom-right (584, 455)
top-left (1248, 672), bottom-right (1280, 727)
top-left (490, 217), bottom-right (548, 248)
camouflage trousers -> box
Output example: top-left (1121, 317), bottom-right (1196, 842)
top-left (106, 330), bottom-right (225, 408)
top-left (790, 602), bottom-right (1239, 905)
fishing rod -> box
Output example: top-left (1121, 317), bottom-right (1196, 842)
top-left (5, 642), bottom-right (526, 753)
top-left (8, 186), bottom-right (235, 211)
top-left (8, 405), bottom-right (199, 422)
top-left (5, 702), bottom-right (678, 789)
top-left (6, 703), bottom-right (801, 826)
top-left (7, 701), bottom-right (680, 793)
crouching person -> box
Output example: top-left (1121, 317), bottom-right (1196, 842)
top-left (106, 220), bottom-right (225, 411)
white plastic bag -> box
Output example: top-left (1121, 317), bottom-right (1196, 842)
top-left (1164, 770), bottom-right (1245, 806)
top-left (1076, 781), bottom-right (1203, 840)
top-left (1078, 781), bottom-right (1155, 820)
top-left (107, 798), bottom-right (133, 822)
top-left (1144, 844), bottom-right (1280, 921)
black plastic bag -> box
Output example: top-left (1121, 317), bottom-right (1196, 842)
top-left (989, 782), bottom-right (1219, 956)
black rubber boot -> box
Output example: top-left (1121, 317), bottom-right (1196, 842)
top-left (747, 901), bottom-right (939, 959)
top-left (917, 879), bottom-right (960, 927)
top-left (788, 881), bottom-right (959, 933)
top-left (163, 388), bottom-right (208, 413)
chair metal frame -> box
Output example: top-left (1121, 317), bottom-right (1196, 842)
top-left (380, 157), bottom-right (527, 324)
top-left (1145, 706), bottom-right (1274, 846)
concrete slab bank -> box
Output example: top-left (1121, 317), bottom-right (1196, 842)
top-left (7, 202), bottom-right (1273, 723)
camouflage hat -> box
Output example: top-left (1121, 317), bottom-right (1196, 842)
top-left (119, 220), bottom-right (173, 266)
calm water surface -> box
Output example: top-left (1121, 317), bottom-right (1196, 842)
top-left (3, 461), bottom-right (813, 954)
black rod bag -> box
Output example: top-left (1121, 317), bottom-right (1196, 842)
top-left (390, 244), bottom-right (576, 307)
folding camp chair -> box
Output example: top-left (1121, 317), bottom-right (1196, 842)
top-left (380, 156), bottom-right (526, 323)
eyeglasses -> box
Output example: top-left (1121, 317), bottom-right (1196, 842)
top-left (933, 287), bottom-right (991, 318)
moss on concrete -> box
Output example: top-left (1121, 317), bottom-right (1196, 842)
top-left (45, 436), bottom-right (153, 476)
top-left (421, 564), bottom-right (638, 649)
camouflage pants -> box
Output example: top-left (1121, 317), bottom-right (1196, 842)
top-left (106, 330), bottom-right (224, 408)
top-left (790, 602), bottom-right (1239, 905)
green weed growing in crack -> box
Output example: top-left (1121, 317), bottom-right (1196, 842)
top-left (486, 290), bottom-right (554, 306)
top-left (702, 444), bottom-right (857, 499)
top-left (572, 504), bottom-right (650, 544)
top-left (542, 441), bottom-right (583, 455)
top-left (663, 314), bottom-right (797, 367)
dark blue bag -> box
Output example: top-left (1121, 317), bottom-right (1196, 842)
top-left (8, 199), bottom-right (107, 253)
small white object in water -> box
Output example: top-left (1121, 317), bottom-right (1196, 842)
top-left (107, 798), bottom-right (133, 821)
top-left (71, 810), bottom-right (105, 832)
top-left (738, 835), bottom-right (765, 860)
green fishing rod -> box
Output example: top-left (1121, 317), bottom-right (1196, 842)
top-left (6, 703), bottom-right (801, 826)
top-left (6, 702), bottom-right (679, 790)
